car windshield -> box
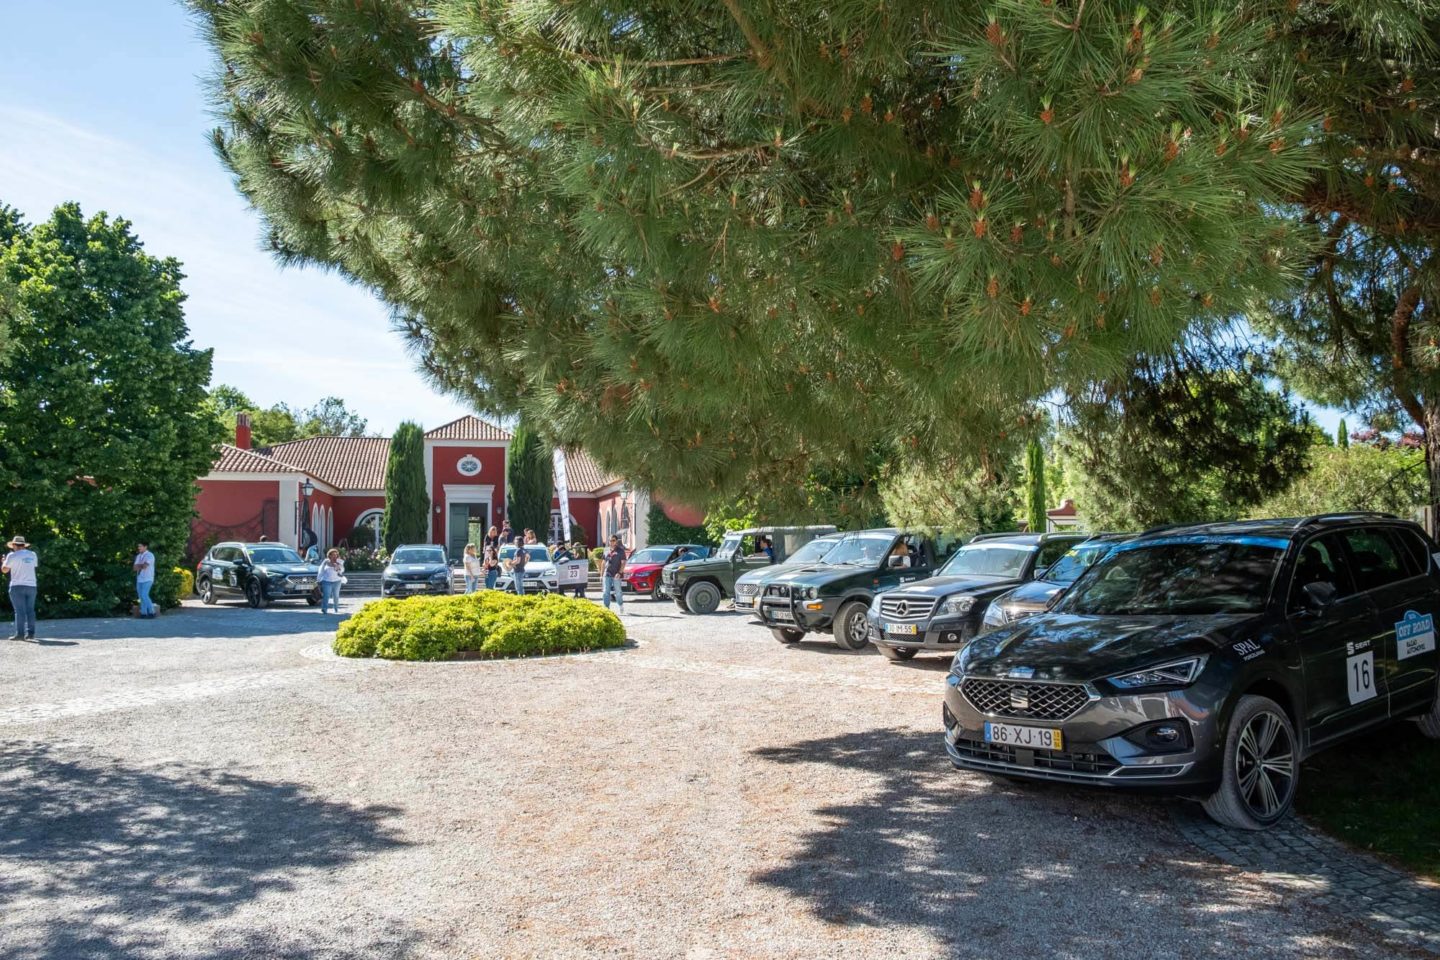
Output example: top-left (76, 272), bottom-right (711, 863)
top-left (1041, 541), bottom-right (1118, 584)
top-left (823, 533), bottom-right (898, 566)
top-left (790, 537), bottom-right (842, 564)
top-left (500, 545), bottom-right (551, 562)
top-left (1060, 537), bottom-right (1284, 616)
top-left (629, 547), bottom-right (674, 564)
top-left (940, 542), bottom-right (1033, 578)
top-left (717, 534), bottom-right (744, 560)
top-left (392, 548), bottom-right (446, 564)
top-left (247, 547), bottom-right (303, 564)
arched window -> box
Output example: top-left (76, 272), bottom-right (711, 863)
top-left (352, 508), bottom-right (384, 549)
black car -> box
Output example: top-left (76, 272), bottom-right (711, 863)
top-left (980, 534), bottom-right (1131, 631)
top-left (382, 544), bottom-right (453, 597)
top-left (943, 514), bottom-right (1440, 829)
top-left (866, 533), bottom-right (1088, 661)
top-left (195, 541), bottom-right (320, 608)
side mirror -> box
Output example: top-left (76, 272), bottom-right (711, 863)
top-left (888, 556), bottom-right (905, 568)
top-left (1301, 580), bottom-right (1338, 612)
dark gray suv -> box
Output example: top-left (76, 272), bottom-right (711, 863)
top-left (944, 514), bottom-right (1440, 829)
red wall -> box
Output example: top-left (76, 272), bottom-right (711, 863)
top-left (190, 479), bottom-right (279, 559)
top-left (428, 445), bottom-right (508, 544)
top-left (334, 495), bottom-right (385, 540)
top-left (552, 495), bottom-right (599, 549)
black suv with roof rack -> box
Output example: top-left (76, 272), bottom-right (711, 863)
top-left (943, 513), bottom-right (1440, 829)
top-left (866, 532), bottom-right (1088, 662)
top-left (195, 541), bottom-right (320, 608)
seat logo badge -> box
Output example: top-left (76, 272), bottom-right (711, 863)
top-left (1010, 688), bottom-right (1031, 711)
top-left (1007, 666), bottom-right (1035, 679)
top-left (896, 600), bottom-right (909, 617)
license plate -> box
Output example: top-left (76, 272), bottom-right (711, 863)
top-left (406, 583), bottom-right (426, 591)
top-left (983, 722), bottom-right (1063, 751)
top-left (769, 607), bottom-right (794, 622)
top-left (886, 623), bottom-right (917, 635)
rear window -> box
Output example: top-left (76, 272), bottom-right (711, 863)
top-left (940, 542), bottom-right (1033, 578)
top-left (1341, 529), bottom-right (1408, 592)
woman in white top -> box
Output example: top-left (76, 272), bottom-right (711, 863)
top-left (462, 543), bottom-right (483, 594)
top-left (317, 548), bottom-right (345, 613)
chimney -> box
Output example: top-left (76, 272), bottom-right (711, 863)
top-left (235, 412), bottom-right (252, 450)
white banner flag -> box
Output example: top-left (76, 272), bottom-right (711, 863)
top-left (552, 448), bottom-right (572, 542)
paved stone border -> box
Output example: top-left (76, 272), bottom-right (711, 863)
top-left (1173, 806), bottom-right (1440, 952)
top-left (297, 638), bottom-right (644, 667)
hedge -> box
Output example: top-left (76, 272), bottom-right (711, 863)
top-left (333, 591), bottom-right (625, 661)
top-left (174, 566), bottom-right (195, 598)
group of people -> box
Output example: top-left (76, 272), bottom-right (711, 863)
top-left (3, 535), bottom-right (159, 640)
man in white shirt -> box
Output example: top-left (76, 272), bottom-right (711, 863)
top-left (3, 535), bottom-right (38, 640)
top-left (133, 540), bottom-right (157, 619)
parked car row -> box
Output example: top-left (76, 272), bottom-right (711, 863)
top-left (653, 514), bottom-right (1440, 830)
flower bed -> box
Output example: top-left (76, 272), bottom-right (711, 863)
top-left (333, 591), bottom-right (625, 661)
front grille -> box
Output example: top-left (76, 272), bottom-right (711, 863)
top-left (737, 583), bottom-right (759, 597)
top-left (950, 736), bottom-right (1119, 776)
top-left (878, 596), bottom-right (937, 622)
top-left (764, 584), bottom-right (792, 599)
top-left (960, 678), bottom-right (1090, 722)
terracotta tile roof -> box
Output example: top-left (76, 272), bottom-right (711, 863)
top-left (424, 415), bottom-right (511, 441)
top-left (562, 448), bottom-right (620, 494)
top-left (261, 436), bottom-right (392, 490)
top-left (209, 443), bottom-right (300, 475)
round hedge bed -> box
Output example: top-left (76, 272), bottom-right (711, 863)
top-left (333, 591), bottom-right (626, 661)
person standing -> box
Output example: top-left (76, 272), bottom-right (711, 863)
top-left (462, 543), bottom-right (483, 594)
top-left (3, 536), bottom-right (38, 640)
top-left (510, 536), bottom-right (529, 595)
top-left (317, 548), bottom-right (345, 613)
top-left (523, 528), bottom-right (538, 545)
top-left (482, 545), bottom-right (500, 590)
top-left (482, 525), bottom-right (500, 552)
top-left (602, 535), bottom-right (627, 613)
top-left (133, 540), bottom-right (157, 619)
top-left (499, 520), bottom-right (513, 545)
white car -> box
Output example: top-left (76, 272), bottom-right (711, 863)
top-left (494, 543), bottom-right (559, 593)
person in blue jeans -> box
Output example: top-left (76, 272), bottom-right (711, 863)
top-left (510, 537), bottom-right (528, 595)
top-left (483, 546), bottom-right (500, 590)
top-left (133, 540), bottom-right (157, 619)
top-left (602, 535), bottom-right (627, 613)
top-left (317, 549), bottom-right (344, 613)
top-left (4, 535), bottom-right (38, 640)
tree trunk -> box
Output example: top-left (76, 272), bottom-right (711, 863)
top-left (1424, 405), bottom-right (1440, 539)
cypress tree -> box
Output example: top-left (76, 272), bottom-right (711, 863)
top-left (506, 422), bottom-right (554, 539)
top-left (1025, 440), bottom-right (1047, 534)
top-left (382, 422), bottom-right (427, 550)
top-left (1337, 419), bottom-right (1350, 449)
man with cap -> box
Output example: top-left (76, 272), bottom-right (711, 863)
top-left (3, 536), bottom-right (38, 640)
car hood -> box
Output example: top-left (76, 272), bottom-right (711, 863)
top-left (507, 561), bottom-right (556, 575)
top-left (887, 575), bottom-right (1018, 599)
top-left (624, 562), bottom-right (664, 576)
top-left (959, 612), bottom-right (1258, 682)
top-left (998, 579), bottom-right (1069, 609)
top-left (385, 564), bottom-right (449, 575)
top-left (261, 563), bottom-right (316, 576)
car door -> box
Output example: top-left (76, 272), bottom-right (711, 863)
top-left (1293, 532), bottom-right (1387, 747)
top-left (211, 546), bottom-right (238, 596)
top-left (876, 533), bottom-right (930, 591)
top-left (1349, 526), bottom-right (1440, 718)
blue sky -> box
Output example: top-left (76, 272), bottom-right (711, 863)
top-left (0, 1), bottom-right (472, 435)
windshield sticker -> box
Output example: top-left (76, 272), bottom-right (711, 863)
top-left (1232, 639), bottom-right (1265, 661)
top-left (1346, 639), bottom-right (1372, 655)
top-left (1396, 610), bottom-right (1436, 661)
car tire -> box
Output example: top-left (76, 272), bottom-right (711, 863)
top-left (684, 581), bottom-right (722, 615)
top-left (673, 598), bottom-right (689, 613)
top-left (771, 627), bottom-right (803, 644)
top-left (651, 583), bottom-right (664, 601)
top-left (198, 578), bottom-right (216, 605)
top-left (879, 644), bottom-right (918, 661)
top-left (832, 601), bottom-right (871, 650)
top-left (245, 580), bottom-right (269, 609)
top-left (1202, 694), bottom-right (1298, 830)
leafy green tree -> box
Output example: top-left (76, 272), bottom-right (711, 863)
top-left (191, 0), bottom-right (1315, 509)
top-left (1024, 439), bottom-right (1047, 533)
top-left (300, 396), bottom-right (367, 437)
top-left (1337, 418), bottom-right (1350, 449)
top-left (645, 503), bottom-right (712, 548)
top-left (1253, 444), bottom-right (1426, 519)
top-left (205, 385), bottom-right (368, 444)
top-left (382, 421), bottom-right (428, 549)
top-left (506, 421), bottom-right (554, 538)
top-left (0, 203), bottom-right (221, 615)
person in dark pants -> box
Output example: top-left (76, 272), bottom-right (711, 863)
top-left (3, 535), bottom-right (38, 641)
top-left (602, 535), bottom-right (627, 613)
top-left (509, 536), bottom-right (528, 595)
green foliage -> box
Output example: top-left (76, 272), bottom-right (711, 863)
top-left (333, 591), bottom-right (625, 661)
top-left (382, 422), bottom-right (427, 549)
top-left (205, 384), bottom-right (368, 445)
top-left (588, 546), bottom-right (605, 571)
top-left (879, 450), bottom-right (1019, 539)
top-left (191, 0), bottom-right (1320, 511)
top-left (506, 420), bottom-right (554, 536)
top-left (337, 545), bottom-right (388, 571)
top-left (1024, 439), bottom-right (1047, 533)
top-left (1060, 351), bottom-right (1315, 530)
top-left (703, 503), bottom-right (758, 546)
top-left (0, 203), bottom-right (221, 617)
top-left (646, 503), bottom-right (712, 548)
top-left (1251, 444), bottom-right (1426, 519)
top-left (1337, 419), bottom-right (1350, 449)
top-left (173, 566), bottom-right (195, 598)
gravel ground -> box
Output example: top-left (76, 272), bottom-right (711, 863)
top-left (0, 597), bottom-right (1418, 959)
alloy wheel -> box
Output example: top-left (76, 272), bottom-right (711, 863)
top-left (1234, 709), bottom-right (1295, 821)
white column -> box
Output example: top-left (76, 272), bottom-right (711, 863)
top-left (278, 479), bottom-right (298, 546)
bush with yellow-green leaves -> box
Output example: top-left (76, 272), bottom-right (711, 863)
top-left (333, 591), bottom-right (625, 661)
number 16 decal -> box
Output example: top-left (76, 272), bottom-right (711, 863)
top-left (1347, 650), bottom-right (1376, 705)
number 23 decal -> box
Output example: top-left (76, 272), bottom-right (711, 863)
top-left (1347, 650), bottom-right (1376, 705)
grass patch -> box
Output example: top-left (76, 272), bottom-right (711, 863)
top-left (333, 591), bottom-right (625, 661)
top-left (1296, 723), bottom-right (1440, 879)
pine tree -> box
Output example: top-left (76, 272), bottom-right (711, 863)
top-left (382, 422), bottom-right (427, 550)
top-left (189, 0), bottom-right (1322, 513)
top-left (0, 203), bottom-right (221, 615)
top-left (1337, 419), bottom-right (1350, 449)
top-left (506, 422), bottom-right (554, 539)
top-left (1025, 440), bottom-right (1047, 533)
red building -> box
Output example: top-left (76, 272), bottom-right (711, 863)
top-left (192, 414), bottom-right (649, 559)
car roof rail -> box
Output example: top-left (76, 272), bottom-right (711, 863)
top-left (1294, 511), bottom-right (1400, 528)
top-left (969, 531), bottom-right (1021, 541)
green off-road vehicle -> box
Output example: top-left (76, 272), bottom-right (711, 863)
top-left (661, 525), bottom-right (838, 614)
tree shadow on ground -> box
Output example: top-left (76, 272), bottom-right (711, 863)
top-left (751, 728), bottom-right (1377, 959)
top-left (34, 605), bottom-right (354, 642)
top-left (0, 743), bottom-right (414, 960)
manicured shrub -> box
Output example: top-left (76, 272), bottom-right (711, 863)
top-left (173, 566), bottom-right (195, 597)
top-left (333, 591), bottom-right (624, 661)
top-left (589, 547), bottom-right (605, 571)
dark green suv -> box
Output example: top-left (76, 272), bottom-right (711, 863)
top-left (662, 525), bottom-right (837, 614)
top-left (757, 528), bottom-right (952, 649)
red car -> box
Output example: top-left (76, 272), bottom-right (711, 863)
top-left (622, 544), bottom-right (711, 599)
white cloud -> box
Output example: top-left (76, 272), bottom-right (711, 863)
top-left (0, 105), bottom-right (473, 435)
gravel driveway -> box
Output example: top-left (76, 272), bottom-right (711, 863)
top-left (0, 599), bottom-right (1425, 959)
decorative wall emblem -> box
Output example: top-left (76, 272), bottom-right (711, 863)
top-left (456, 454), bottom-right (482, 477)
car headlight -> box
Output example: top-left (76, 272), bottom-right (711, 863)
top-left (1108, 656), bottom-right (1208, 690)
top-left (982, 603), bottom-right (1010, 628)
top-left (939, 595), bottom-right (976, 616)
top-left (429, 572), bottom-right (448, 582)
